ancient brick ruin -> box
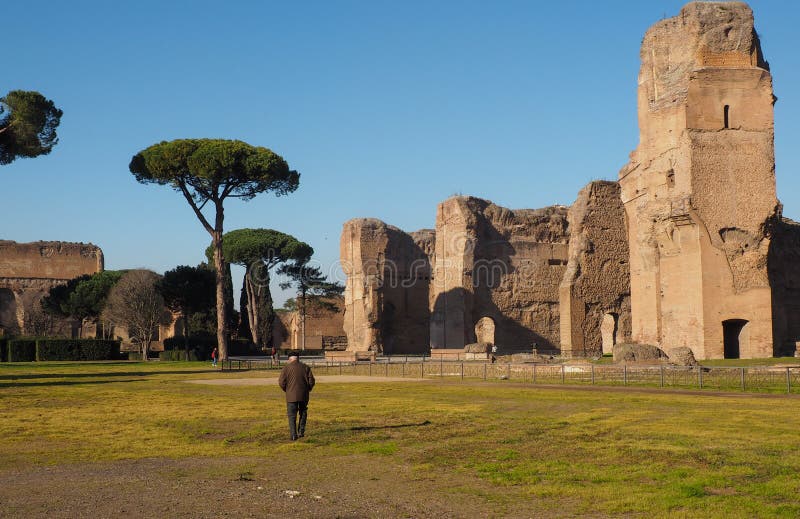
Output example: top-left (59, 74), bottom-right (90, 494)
top-left (272, 297), bottom-right (348, 351)
top-left (342, 181), bottom-right (632, 358)
top-left (0, 240), bottom-right (103, 335)
top-left (621, 1), bottom-right (800, 359)
top-left (340, 219), bottom-right (434, 354)
top-left (339, 1), bottom-right (800, 360)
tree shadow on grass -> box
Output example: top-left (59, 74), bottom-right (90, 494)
top-left (350, 420), bottom-right (432, 431)
top-left (0, 369), bottom-right (215, 381)
top-left (0, 379), bottom-right (132, 388)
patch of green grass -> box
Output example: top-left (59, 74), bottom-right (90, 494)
top-left (2, 362), bottom-right (800, 516)
top-left (345, 441), bottom-right (398, 456)
top-left (700, 357), bottom-right (800, 367)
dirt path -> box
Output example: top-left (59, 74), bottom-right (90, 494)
top-left (187, 375), bottom-right (425, 386)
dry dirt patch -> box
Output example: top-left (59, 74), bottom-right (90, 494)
top-left (186, 375), bottom-right (424, 386)
top-left (0, 455), bottom-right (508, 519)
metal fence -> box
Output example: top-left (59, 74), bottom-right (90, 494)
top-left (222, 357), bottom-right (800, 394)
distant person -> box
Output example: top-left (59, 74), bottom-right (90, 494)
top-left (211, 347), bottom-right (218, 367)
top-left (278, 352), bottom-right (316, 441)
top-left (491, 344), bottom-right (497, 364)
top-left (271, 346), bottom-right (277, 364)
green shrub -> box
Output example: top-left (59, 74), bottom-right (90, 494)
top-left (0, 337), bottom-right (7, 362)
top-left (162, 336), bottom-right (259, 358)
top-left (36, 339), bottom-right (81, 361)
top-left (158, 350), bottom-right (198, 361)
top-left (77, 339), bottom-right (121, 360)
top-left (8, 338), bottom-right (37, 362)
top-left (128, 352), bottom-right (143, 361)
top-left (164, 336), bottom-right (216, 359)
top-left (229, 339), bottom-right (259, 356)
top-left (34, 339), bottom-right (121, 361)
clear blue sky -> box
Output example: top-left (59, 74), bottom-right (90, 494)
top-left (3, 0), bottom-right (799, 306)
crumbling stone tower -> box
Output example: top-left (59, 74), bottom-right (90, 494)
top-left (340, 219), bottom-right (434, 354)
top-left (620, 2), bottom-right (778, 358)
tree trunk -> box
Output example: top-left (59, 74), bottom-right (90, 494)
top-left (245, 269), bottom-right (260, 345)
top-left (213, 224), bottom-right (229, 361)
top-left (300, 286), bottom-right (307, 351)
top-left (260, 278), bottom-right (275, 350)
top-left (183, 310), bottom-right (190, 361)
top-left (238, 279), bottom-right (251, 342)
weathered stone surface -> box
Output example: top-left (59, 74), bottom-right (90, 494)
top-left (668, 346), bottom-right (698, 366)
top-left (0, 240), bottom-right (103, 335)
top-left (464, 342), bottom-right (490, 354)
top-left (340, 190), bottom-right (633, 357)
top-left (613, 343), bottom-right (668, 363)
top-left (0, 240), bottom-right (103, 280)
top-left (335, 2), bottom-right (800, 362)
top-left (560, 181), bottom-right (631, 357)
top-left (430, 196), bottom-right (569, 352)
top-left (341, 219), bottom-right (433, 353)
top-left (620, 1), bottom-right (777, 359)
top-left (271, 297), bottom-right (347, 351)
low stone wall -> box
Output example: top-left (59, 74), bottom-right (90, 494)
top-left (325, 350), bottom-right (376, 362)
top-left (429, 349), bottom-right (466, 361)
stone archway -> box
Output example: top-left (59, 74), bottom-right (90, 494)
top-left (600, 313), bottom-right (618, 355)
top-left (475, 316), bottom-right (495, 345)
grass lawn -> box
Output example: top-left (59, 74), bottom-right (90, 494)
top-left (1, 361), bottom-right (799, 517)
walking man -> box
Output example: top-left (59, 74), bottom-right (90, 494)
top-left (278, 352), bottom-right (315, 441)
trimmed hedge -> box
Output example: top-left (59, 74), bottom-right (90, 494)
top-left (229, 339), bottom-right (260, 356)
top-left (163, 336), bottom-right (261, 359)
top-left (8, 339), bottom-right (37, 362)
top-left (36, 339), bottom-right (121, 361)
top-left (36, 339), bottom-right (81, 361)
top-left (163, 336), bottom-right (216, 359)
top-left (3, 338), bottom-right (121, 362)
top-left (159, 350), bottom-right (199, 361)
top-left (77, 339), bottom-right (121, 360)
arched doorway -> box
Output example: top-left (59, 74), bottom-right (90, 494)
top-left (601, 313), bottom-right (618, 355)
top-left (475, 317), bottom-right (495, 345)
top-left (722, 319), bottom-right (748, 359)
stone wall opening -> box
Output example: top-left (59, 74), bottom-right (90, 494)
top-left (723, 319), bottom-right (748, 359)
top-left (600, 313), bottom-right (618, 355)
top-left (0, 288), bottom-right (16, 334)
top-left (475, 316), bottom-right (495, 345)
top-left (724, 104), bottom-right (730, 129)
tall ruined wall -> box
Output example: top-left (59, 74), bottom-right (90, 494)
top-left (619, 2), bottom-right (777, 359)
top-left (430, 197), bottom-right (569, 351)
top-left (271, 298), bottom-right (347, 351)
top-left (767, 218), bottom-right (800, 355)
top-left (560, 181), bottom-right (631, 357)
top-left (0, 240), bottom-right (104, 335)
top-left (340, 219), bottom-right (433, 353)
top-left (0, 240), bottom-right (104, 279)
